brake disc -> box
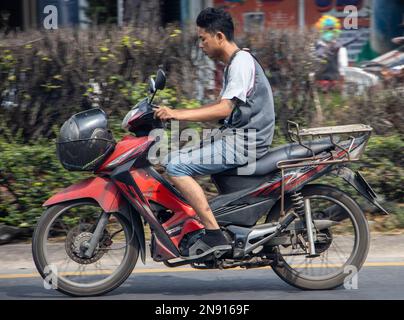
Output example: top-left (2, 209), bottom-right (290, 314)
top-left (65, 224), bottom-right (110, 264)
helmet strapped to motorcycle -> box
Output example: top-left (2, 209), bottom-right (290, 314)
top-left (56, 108), bottom-right (116, 171)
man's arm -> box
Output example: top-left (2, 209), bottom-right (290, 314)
top-left (154, 99), bottom-right (234, 122)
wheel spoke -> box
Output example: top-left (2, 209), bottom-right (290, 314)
top-left (41, 205), bottom-right (130, 288)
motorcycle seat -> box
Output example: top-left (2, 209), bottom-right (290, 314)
top-left (214, 138), bottom-right (335, 177)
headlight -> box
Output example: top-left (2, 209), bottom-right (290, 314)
top-left (122, 108), bottom-right (139, 130)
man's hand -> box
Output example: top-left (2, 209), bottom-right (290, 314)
top-left (153, 105), bottom-right (178, 121)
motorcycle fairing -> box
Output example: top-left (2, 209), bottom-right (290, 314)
top-left (97, 135), bottom-right (154, 172)
top-left (129, 167), bottom-right (204, 248)
top-left (110, 159), bottom-right (181, 260)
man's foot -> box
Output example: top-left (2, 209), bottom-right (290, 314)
top-left (184, 229), bottom-right (232, 259)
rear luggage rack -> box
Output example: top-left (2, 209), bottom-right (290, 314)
top-left (286, 121), bottom-right (372, 161)
top-left (277, 121), bottom-right (373, 216)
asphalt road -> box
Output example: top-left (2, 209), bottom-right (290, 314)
top-left (1, 233), bottom-right (404, 300)
top-left (1, 263), bottom-right (404, 300)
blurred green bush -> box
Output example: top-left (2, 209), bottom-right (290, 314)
top-left (0, 26), bottom-right (198, 143)
top-left (0, 136), bottom-right (86, 227)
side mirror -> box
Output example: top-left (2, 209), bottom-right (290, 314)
top-left (148, 77), bottom-right (156, 94)
top-left (148, 69), bottom-right (166, 104)
top-left (155, 69), bottom-right (166, 90)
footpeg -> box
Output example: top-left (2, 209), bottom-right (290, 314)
top-left (214, 250), bottom-right (227, 258)
top-left (181, 244), bottom-right (232, 261)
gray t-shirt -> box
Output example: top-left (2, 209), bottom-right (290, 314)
top-left (219, 50), bottom-right (275, 160)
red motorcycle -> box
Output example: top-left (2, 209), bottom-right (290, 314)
top-left (32, 70), bottom-right (388, 296)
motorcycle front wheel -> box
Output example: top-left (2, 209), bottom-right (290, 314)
top-left (32, 200), bottom-right (139, 297)
top-left (267, 184), bottom-right (370, 290)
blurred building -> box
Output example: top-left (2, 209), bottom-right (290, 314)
top-left (1, 0), bottom-right (402, 59)
top-left (210, 0), bottom-right (404, 61)
top-left (0, 0), bottom-right (213, 31)
top-left (0, 0), bottom-right (87, 31)
top-left (211, 0), bottom-right (372, 62)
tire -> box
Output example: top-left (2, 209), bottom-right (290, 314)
top-left (267, 184), bottom-right (370, 290)
top-left (32, 200), bottom-right (139, 297)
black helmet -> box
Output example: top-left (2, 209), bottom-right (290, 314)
top-left (56, 108), bottom-right (115, 171)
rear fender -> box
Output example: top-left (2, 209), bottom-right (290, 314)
top-left (333, 167), bottom-right (389, 215)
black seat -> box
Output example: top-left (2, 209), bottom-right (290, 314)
top-left (216, 138), bottom-right (335, 176)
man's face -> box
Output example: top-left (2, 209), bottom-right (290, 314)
top-left (197, 27), bottom-right (223, 60)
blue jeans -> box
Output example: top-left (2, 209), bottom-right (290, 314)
top-left (163, 138), bottom-right (248, 177)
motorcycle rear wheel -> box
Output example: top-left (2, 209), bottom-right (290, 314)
top-left (267, 184), bottom-right (370, 290)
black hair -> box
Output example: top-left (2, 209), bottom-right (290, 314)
top-left (196, 7), bottom-right (234, 42)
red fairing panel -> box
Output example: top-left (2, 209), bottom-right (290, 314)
top-left (97, 135), bottom-right (153, 172)
top-left (43, 176), bottom-right (124, 212)
top-left (130, 169), bottom-right (204, 248)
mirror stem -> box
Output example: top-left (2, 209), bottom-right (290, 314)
top-left (149, 91), bottom-right (157, 104)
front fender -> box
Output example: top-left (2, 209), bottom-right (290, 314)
top-left (43, 176), bottom-right (147, 264)
top-left (43, 176), bottom-right (123, 212)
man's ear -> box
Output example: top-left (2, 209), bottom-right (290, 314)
top-left (215, 31), bottom-right (226, 44)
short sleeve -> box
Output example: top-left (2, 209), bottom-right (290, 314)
top-left (221, 52), bottom-right (255, 104)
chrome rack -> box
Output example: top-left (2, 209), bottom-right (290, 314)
top-left (277, 121), bottom-right (373, 216)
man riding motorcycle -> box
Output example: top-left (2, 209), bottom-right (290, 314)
top-left (154, 7), bottom-right (275, 256)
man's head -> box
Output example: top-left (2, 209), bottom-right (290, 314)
top-left (196, 7), bottom-right (234, 60)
